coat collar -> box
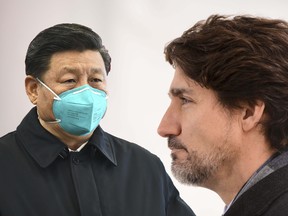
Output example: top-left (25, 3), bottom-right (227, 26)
top-left (16, 107), bottom-right (117, 168)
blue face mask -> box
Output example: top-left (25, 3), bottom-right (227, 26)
top-left (37, 78), bottom-right (107, 136)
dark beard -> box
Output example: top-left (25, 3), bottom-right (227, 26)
top-left (171, 154), bottom-right (213, 186)
top-left (168, 136), bottom-right (223, 186)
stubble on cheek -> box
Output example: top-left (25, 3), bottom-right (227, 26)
top-left (169, 136), bottom-right (233, 186)
top-left (171, 150), bottom-right (213, 186)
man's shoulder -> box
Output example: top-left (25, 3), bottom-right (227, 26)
top-left (104, 132), bottom-right (154, 154)
top-left (0, 131), bottom-right (17, 150)
top-left (262, 189), bottom-right (288, 215)
top-left (225, 164), bottom-right (288, 216)
top-left (104, 131), bottom-right (163, 165)
top-left (0, 131), bottom-right (25, 169)
top-left (256, 165), bottom-right (288, 215)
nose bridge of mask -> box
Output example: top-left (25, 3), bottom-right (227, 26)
top-left (72, 86), bottom-right (100, 98)
top-left (36, 78), bottom-right (61, 100)
top-left (72, 86), bottom-right (108, 101)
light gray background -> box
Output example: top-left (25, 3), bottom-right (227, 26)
top-left (1, 0), bottom-right (288, 215)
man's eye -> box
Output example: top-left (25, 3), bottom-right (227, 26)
top-left (91, 78), bottom-right (102, 82)
top-left (64, 79), bottom-right (76, 83)
top-left (180, 97), bottom-right (191, 105)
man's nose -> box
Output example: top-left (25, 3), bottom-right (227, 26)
top-left (157, 107), bottom-right (181, 138)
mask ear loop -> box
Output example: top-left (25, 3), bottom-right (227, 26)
top-left (36, 78), bottom-right (61, 123)
top-left (36, 78), bottom-right (61, 101)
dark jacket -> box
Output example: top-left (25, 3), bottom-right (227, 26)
top-left (0, 107), bottom-right (195, 216)
top-left (224, 164), bottom-right (288, 216)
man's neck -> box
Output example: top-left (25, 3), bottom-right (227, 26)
top-left (38, 117), bottom-right (92, 150)
top-left (205, 145), bottom-right (277, 205)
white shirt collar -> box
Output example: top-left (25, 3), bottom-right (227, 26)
top-left (68, 141), bottom-right (88, 152)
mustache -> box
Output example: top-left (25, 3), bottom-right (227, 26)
top-left (168, 136), bottom-right (186, 150)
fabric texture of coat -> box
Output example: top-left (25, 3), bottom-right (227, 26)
top-left (0, 107), bottom-right (195, 216)
top-left (224, 160), bottom-right (288, 216)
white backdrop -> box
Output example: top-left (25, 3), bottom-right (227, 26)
top-left (1, 0), bottom-right (288, 215)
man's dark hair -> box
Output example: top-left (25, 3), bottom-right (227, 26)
top-left (165, 14), bottom-right (288, 150)
top-left (25, 23), bottom-right (111, 77)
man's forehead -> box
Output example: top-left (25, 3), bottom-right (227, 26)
top-left (58, 66), bottom-right (105, 74)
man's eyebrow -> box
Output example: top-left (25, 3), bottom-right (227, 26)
top-left (90, 67), bottom-right (105, 74)
top-left (169, 88), bottom-right (193, 97)
top-left (59, 67), bottom-right (78, 73)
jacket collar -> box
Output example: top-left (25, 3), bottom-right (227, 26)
top-left (16, 107), bottom-right (117, 168)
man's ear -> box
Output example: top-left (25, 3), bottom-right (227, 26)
top-left (25, 75), bottom-right (38, 105)
top-left (241, 100), bottom-right (265, 132)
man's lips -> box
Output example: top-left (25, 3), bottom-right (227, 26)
top-left (168, 136), bottom-right (188, 160)
top-left (170, 147), bottom-right (188, 161)
top-left (170, 147), bottom-right (185, 152)
top-left (171, 147), bottom-right (188, 154)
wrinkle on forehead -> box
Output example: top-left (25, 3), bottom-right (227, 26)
top-left (58, 66), bottom-right (105, 75)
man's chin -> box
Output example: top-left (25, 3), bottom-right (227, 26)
top-left (171, 164), bottom-right (194, 185)
top-left (171, 161), bottom-right (207, 186)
